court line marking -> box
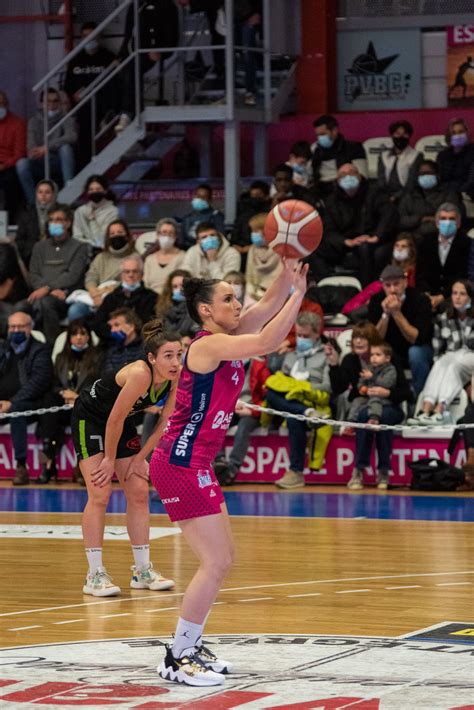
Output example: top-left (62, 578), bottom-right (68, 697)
top-left (385, 585), bottom-right (422, 590)
top-left (99, 613), bottom-right (131, 619)
top-left (287, 592), bottom-right (322, 598)
top-left (1, 570), bottom-right (472, 618)
top-left (53, 619), bottom-right (84, 625)
top-left (144, 606), bottom-right (179, 613)
top-left (335, 589), bottom-right (371, 594)
top-left (238, 597), bottom-right (273, 602)
top-left (436, 581), bottom-right (472, 586)
top-left (8, 625), bottom-right (42, 632)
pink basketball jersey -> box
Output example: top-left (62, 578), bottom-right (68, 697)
top-left (156, 331), bottom-right (245, 468)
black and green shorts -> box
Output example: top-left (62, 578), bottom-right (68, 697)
top-left (71, 404), bottom-right (141, 461)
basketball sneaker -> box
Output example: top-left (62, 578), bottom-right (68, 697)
top-left (195, 641), bottom-right (233, 673)
top-left (347, 468), bottom-right (364, 490)
top-left (377, 469), bottom-right (389, 490)
top-left (83, 567), bottom-right (121, 597)
top-left (158, 645), bottom-right (225, 686)
top-left (130, 562), bottom-right (175, 591)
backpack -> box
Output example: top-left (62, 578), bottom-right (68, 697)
top-left (408, 458), bottom-right (465, 492)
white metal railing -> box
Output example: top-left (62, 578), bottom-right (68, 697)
top-left (32, 0), bottom-right (277, 181)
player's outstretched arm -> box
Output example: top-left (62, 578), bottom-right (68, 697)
top-left (235, 258), bottom-right (299, 334)
top-left (189, 264), bottom-right (308, 373)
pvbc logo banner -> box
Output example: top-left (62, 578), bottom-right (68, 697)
top-left (338, 30), bottom-right (422, 111)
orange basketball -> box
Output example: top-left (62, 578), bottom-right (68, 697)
top-left (263, 199), bottom-right (323, 259)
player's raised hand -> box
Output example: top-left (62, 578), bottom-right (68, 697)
top-left (291, 261), bottom-right (309, 296)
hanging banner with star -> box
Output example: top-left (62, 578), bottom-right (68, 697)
top-left (337, 30), bottom-right (422, 111)
top-left (447, 26), bottom-right (474, 107)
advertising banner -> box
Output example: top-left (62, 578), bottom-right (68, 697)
top-left (447, 25), bottom-right (474, 107)
top-left (337, 30), bottom-right (422, 111)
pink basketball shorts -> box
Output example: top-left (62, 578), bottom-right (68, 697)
top-left (149, 453), bottom-right (225, 522)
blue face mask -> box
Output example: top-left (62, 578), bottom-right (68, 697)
top-left (192, 197), bottom-right (209, 212)
top-left (122, 281), bottom-right (141, 292)
top-left (296, 336), bottom-right (314, 353)
top-left (438, 219), bottom-right (457, 238)
top-left (172, 288), bottom-right (185, 302)
top-left (317, 134), bottom-right (333, 149)
top-left (48, 223), bottom-right (65, 238)
top-left (418, 174), bottom-right (437, 190)
top-left (250, 232), bottom-right (265, 247)
top-left (292, 163), bottom-right (305, 175)
top-left (71, 343), bottom-right (89, 352)
top-left (338, 175), bottom-right (360, 192)
top-left (200, 235), bottom-right (220, 252)
top-left (8, 331), bottom-right (28, 354)
top-left (110, 330), bottom-right (127, 344)
top-left (85, 39), bottom-right (99, 53)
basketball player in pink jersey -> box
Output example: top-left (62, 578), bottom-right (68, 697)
top-left (144, 260), bottom-right (308, 686)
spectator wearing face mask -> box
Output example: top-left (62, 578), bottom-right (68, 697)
top-left (285, 140), bottom-right (313, 188)
top-left (155, 269), bottom-right (197, 336)
top-left (265, 311), bottom-right (332, 489)
top-left (64, 22), bottom-right (117, 166)
top-left (15, 179), bottom-right (58, 266)
top-left (101, 307), bottom-right (145, 374)
top-left (16, 88), bottom-right (77, 203)
top-left (244, 212), bottom-right (282, 301)
top-left (143, 219), bottom-right (185, 295)
top-left (398, 160), bottom-right (463, 241)
top-left (28, 204), bottom-right (89, 343)
top-left (311, 114), bottom-right (367, 197)
top-left (92, 255), bottom-right (157, 341)
top-left (0, 90), bottom-right (26, 219)
top-left (377, 120), bottom-right (423, 203)
top-left (69, 220), bottom-right (139, 321)
top-left (417, 203), bottom-right (470, 312)
top-left (312, 162), bottom-right (397, 285)
top-left (437, 118), bottom-right (474, 198)
top-left (180, 184), bottom-right (225, 249)
top-left (181, 222), bottom-right (241, 279)
top-left (230, 180), bottom-right (272, 261)
top-left (73, 174), bottom-right (119, 251)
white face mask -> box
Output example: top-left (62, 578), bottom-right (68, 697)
top-left (158, 235), bottom-right (174, 251)
top-left (393, 248), bottom-right (409, 261)
top-left (231, 284), bottom-right (243, 300)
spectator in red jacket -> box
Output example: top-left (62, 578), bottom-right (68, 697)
top-left (0, 91), bottom-right (26, 218)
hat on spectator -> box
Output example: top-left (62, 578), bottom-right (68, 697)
top-left (380, 264), bottom-right (405, 282)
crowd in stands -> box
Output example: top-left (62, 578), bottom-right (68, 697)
top-left (2, 93), bottom-right (474, 490)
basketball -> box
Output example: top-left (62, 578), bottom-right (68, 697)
top-left (263, 199), bottom-right (323, 259)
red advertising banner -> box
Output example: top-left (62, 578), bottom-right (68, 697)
top-left (447, 25), bottom-right (474, 107)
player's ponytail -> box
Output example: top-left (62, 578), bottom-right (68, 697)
top-left (183, 277), bottom-right (220, 325)
top-left (142, 318), bottom-right (181, 356)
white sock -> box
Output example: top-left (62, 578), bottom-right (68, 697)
top-left (132, 544), bottom-right (150, 569)
top-left (85, 548), bottom-right (103, 574)
top-left (172, 617), bottom-right (204, 658)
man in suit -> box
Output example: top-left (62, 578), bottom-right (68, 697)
top-left (416, 202), bottom-right (470, 312)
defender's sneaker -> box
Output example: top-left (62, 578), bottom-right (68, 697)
top-left (83, 567), bottom-right (121, 597)
top-left (130, 562), bottom-right (175, 591)
top-left (195, 642), bottom-right (233, 673)
top-left (158, 645), bottom-right (225, 686)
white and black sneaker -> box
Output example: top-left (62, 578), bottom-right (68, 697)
top-left (158, 645), bottom-right (225, 686)
top-left (195, 641), bottom-right (233, 673)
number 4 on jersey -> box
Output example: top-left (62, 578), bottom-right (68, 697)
top-left (232, 371), bottom-right (240, 386)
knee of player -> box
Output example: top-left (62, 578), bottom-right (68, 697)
top-left (124, 480), bottom-right (149, 508)
top-left (212, 546), bottom-right (235, 578)
top-left (87, 486), bottom-right (112, 507)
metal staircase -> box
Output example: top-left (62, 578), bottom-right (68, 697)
top-left (33, 0), bottom-right (298, 222)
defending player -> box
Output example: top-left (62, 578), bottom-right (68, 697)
top-left (141, 261), bottom-right (308, 686)
top-left (71, 319), bottom-right (182, 597)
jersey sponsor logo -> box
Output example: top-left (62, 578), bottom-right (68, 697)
top-left (211, 410), bottom-right (233, 430)
top-left (89, 379), bottom-right (100, 398)
top-left (125, 436), bottom-right (141, 450)
top-left (197, 470), bottom-right (213, 488)
top-left (210, 489), bottom-right (216, 497)
top-left (162, 496), bottom-right (180, 504)
top-left (171, 386), bottom-right (210, 465)
top-left (231, 360), bottom-right (242, 368)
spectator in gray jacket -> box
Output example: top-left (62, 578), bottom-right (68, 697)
top-left (28, 204), bottom-right (89, 343)
top-left (16, 88), bottom-right (77, 203)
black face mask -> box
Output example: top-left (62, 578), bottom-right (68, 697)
top-left (89, 192), bottom-right (106, 204)
top-left (110, 237), bottom-right (128, 251)
top-left (393, 136), bottom-right (410, 151)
